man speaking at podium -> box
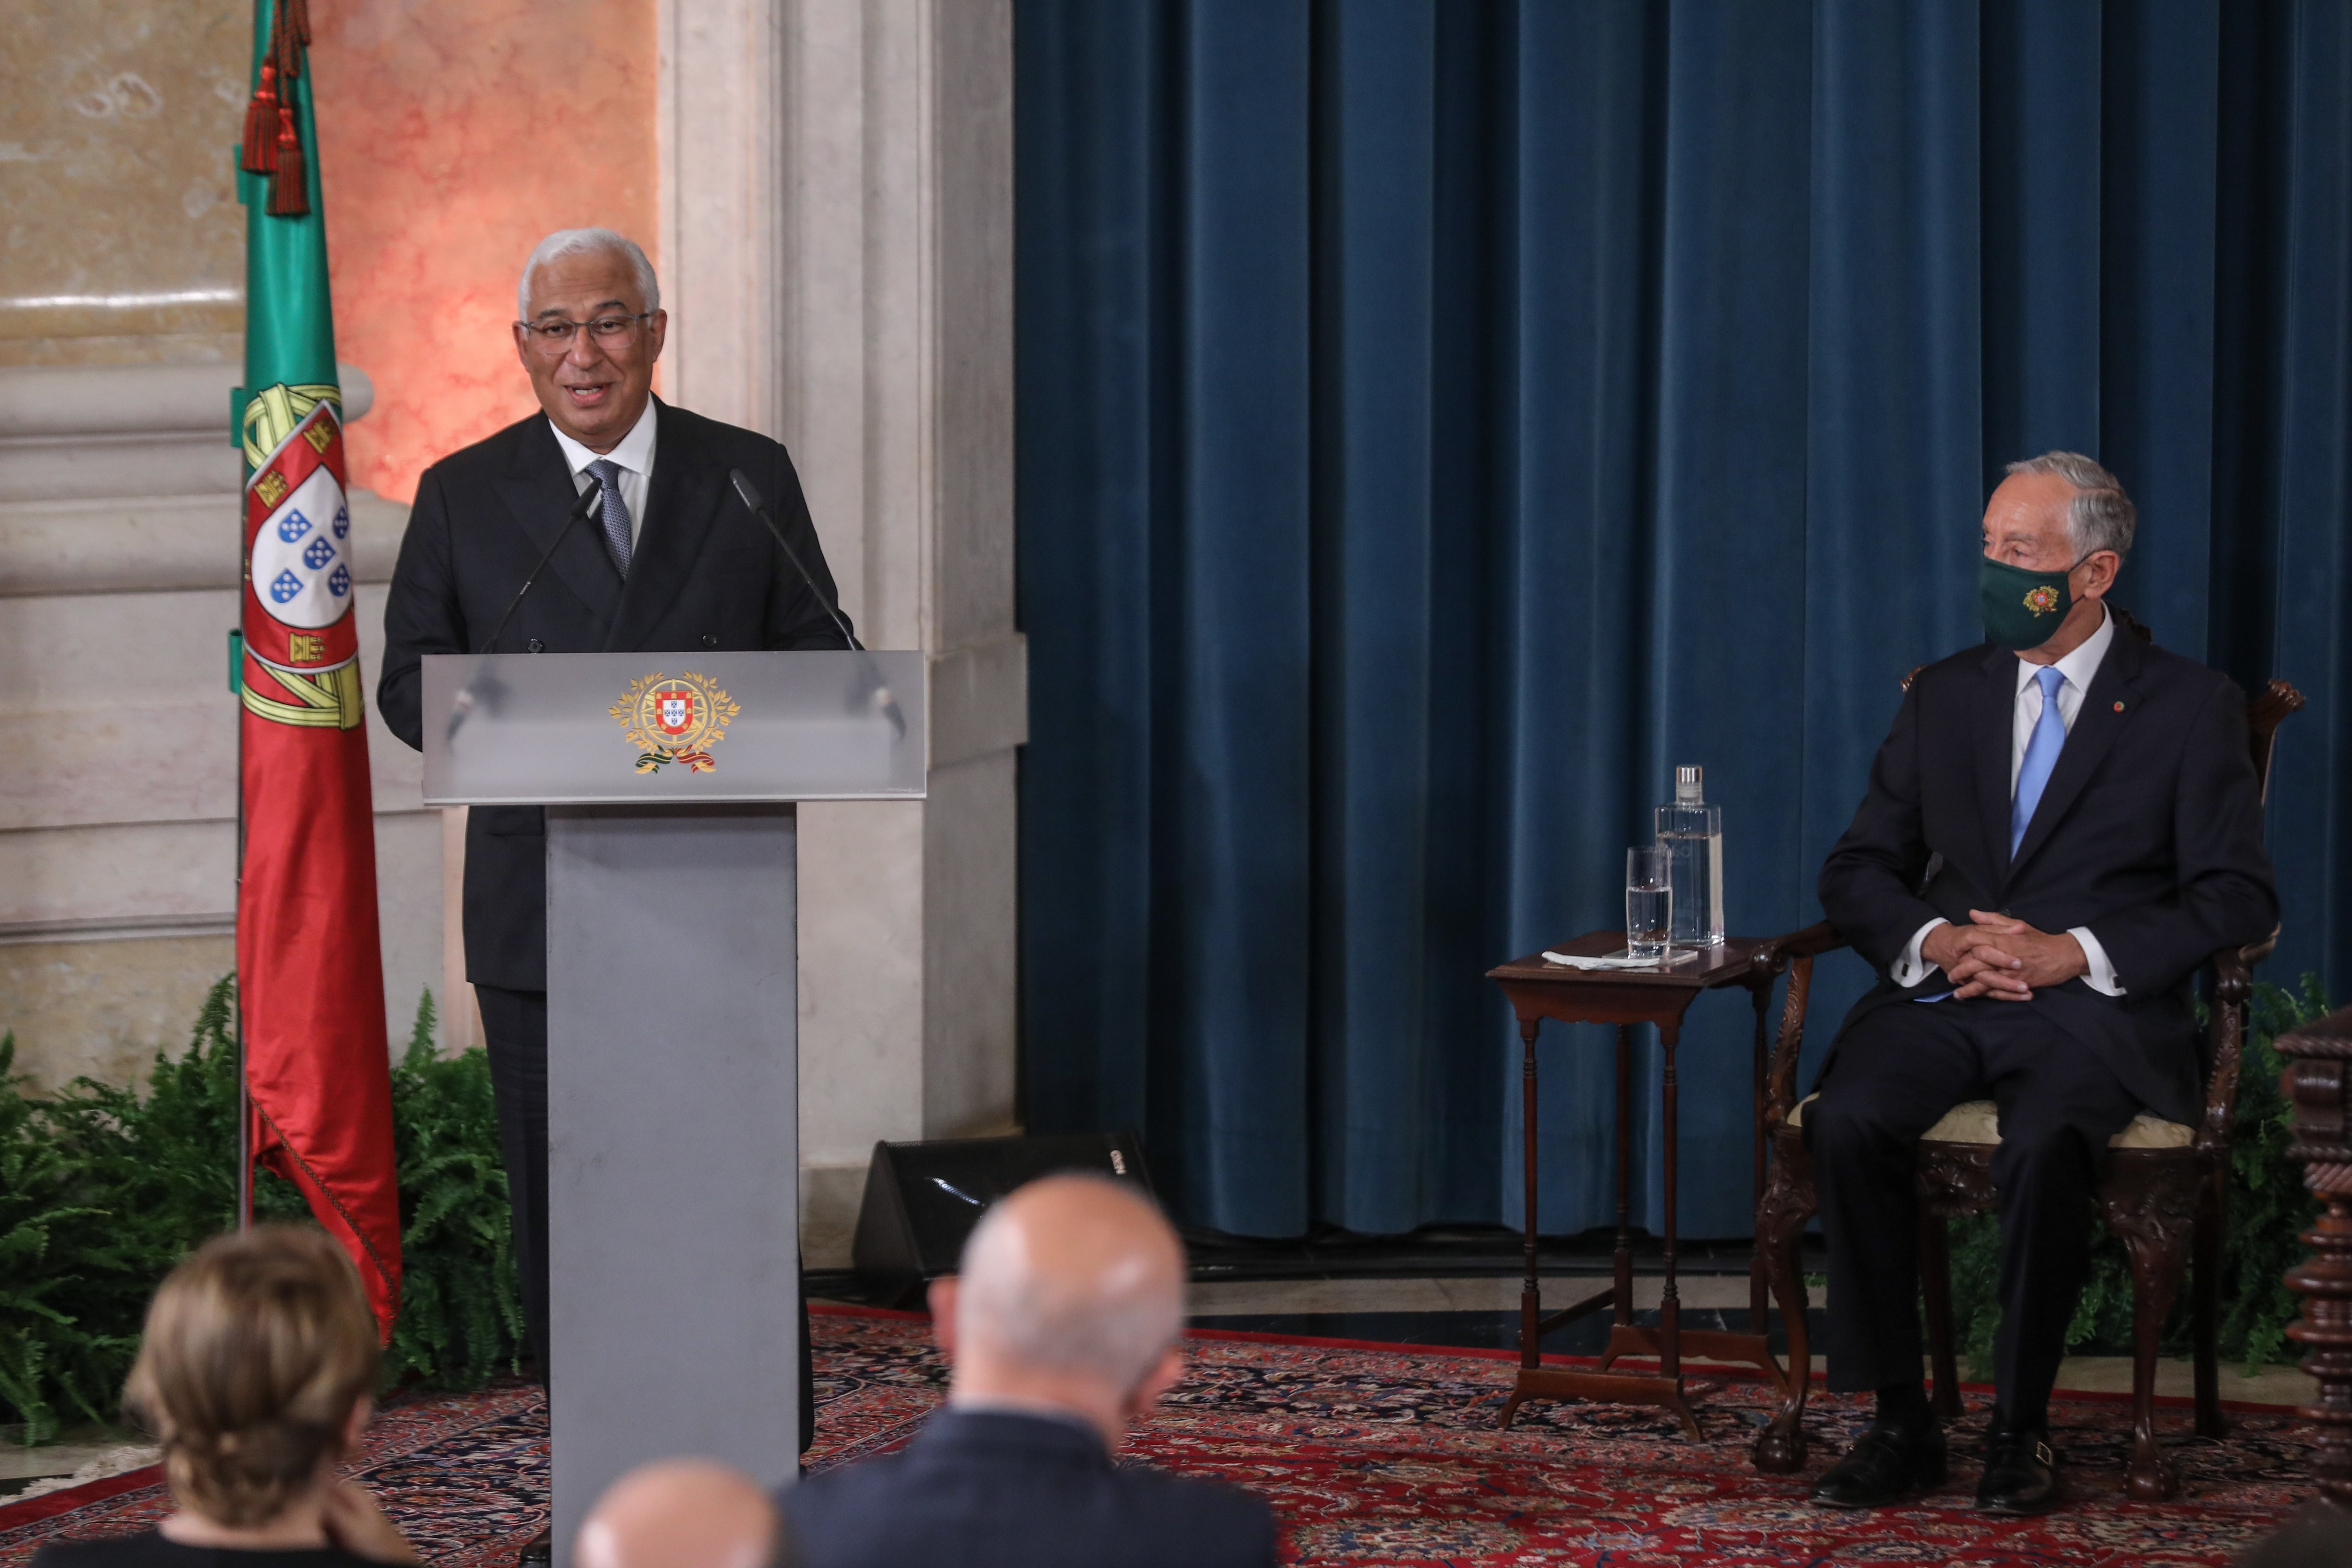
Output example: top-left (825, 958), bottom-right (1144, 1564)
top-left (378, 228), bottom-right (850, 1401)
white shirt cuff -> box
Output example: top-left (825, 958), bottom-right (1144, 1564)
top-left (1892, 918), bottom-right (1950, 987)
top-left (2071, 927), bottom-right (2125, 995)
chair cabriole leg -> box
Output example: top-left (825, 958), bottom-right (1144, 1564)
top-left (2105, 1161), bottom-right (2193, 1503)
top-left (1751, 1131), bottom-right (1814, 1473)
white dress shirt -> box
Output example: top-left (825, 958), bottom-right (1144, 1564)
top-left (547, 400), bottom-right (658, 549)
top-left (1891, 604), bottom-right (2125, 996)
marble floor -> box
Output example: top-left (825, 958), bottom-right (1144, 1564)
top-left (1186, 1274), bottom-right (2314, 1408)
top-left (0, 1436), bottom-right (158, 1502)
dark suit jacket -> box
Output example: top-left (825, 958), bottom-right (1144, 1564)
top-left (377, 399), bottom-right (850, 991)
top-left (1817, 627), bottom-right (2278, 1126)
top-left (782, 1409), bottom-right (1279, 1568)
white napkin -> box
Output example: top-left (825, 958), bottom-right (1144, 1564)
top-left (1540, 949), bottom-right (1685, 971)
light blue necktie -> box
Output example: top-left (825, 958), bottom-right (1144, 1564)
top-left (2012, 665), bottom-right (2069, 856)
top-left (586, 458), bottom-right (632, 577)
top-left (1916, 664), bottom-right (2068, 1003)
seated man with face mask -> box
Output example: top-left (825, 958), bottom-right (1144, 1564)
top-left (781, 1175), bottom-right (1276, 1568)
top-left (1803, 453), bottom-right (2277, 1515)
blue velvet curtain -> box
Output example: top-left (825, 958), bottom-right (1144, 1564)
top-left (1015, 0), bottom-right (2352, 1240)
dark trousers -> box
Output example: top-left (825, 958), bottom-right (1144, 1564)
top-left (1808, 997), bottom-right (2141, 1428)
top-left (476, 984), bottom-right (553, 1380)
top-left (472, 983), bottom-right (816, 1449)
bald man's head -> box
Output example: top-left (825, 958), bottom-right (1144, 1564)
top-left (574, 1459), bottom-right (789, 1568)
top-left (954, 1175), bottom-right (1185, 1398)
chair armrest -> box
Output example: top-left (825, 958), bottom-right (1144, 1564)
top-left (2199, 927), bottom-right (2279, 1153)
top-left (1752, 919), bottom-right (1849, 973)
top-left (1756, 921), bottom-right (1853, 1128)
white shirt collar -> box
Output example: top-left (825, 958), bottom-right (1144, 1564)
top-left (2015, 601), bottom-right (2115, 697)
top-left (547, 397), bottom-right (658, 480)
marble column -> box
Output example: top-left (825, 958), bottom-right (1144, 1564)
top-left (658, 0), bottom-right (1021, 1261)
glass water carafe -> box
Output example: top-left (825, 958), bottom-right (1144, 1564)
top-left (1655, 764), bottom-right (1725, 948)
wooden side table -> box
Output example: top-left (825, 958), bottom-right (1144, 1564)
top-left (1486, 929), bottom-right (1784, 1436)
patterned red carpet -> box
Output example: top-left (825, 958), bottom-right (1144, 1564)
top-left (1, 1305), bottom-right (2312, 1567)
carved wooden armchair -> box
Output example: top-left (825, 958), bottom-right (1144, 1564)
top-left (1747, 652), bottom-right (2304, 1502)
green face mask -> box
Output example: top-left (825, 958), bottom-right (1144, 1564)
top-left (1978, 554), bottom-right (2081, 651)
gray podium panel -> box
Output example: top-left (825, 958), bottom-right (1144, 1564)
top-left (424, 649), bottom-right (926, 806)
top-left (546, 804), bottom-right (801, 1562)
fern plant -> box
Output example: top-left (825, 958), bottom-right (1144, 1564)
top-left (0, 978), bottom-right (522, 1443)
top-left (1947, 975), bottom-right (2330, 1380)
top-left (0, 1033), bottom-right (104, 1443)
top-left (383, 990), bottom-right (525, 1389)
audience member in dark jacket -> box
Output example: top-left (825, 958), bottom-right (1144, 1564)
top-left (783, 1175), bottom-right (1277, 1568)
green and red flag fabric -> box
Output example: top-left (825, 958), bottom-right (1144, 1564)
top-left (234, 0), bottom-right (402, 1338)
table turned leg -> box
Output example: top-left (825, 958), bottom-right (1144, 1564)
top-left (1750, 983), bottom-right (1770, 1333)
top-left (2274, 1004), bottom-right (2352, 1507)
top-left (2288, 1195), bottom-right (2352, 1508)
top-left (1660, 1022), bottom-right (1683, 1386)
top-left (1596, 1025), bottom-right (1637, 1377)
top-left (1501, 1016), bottom-right (1542, 1430)
top-left (1615, 1022), bottom-right (1635, 1321)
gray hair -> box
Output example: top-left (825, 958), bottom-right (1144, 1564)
top-left (2005, 451), bottom-right (2136, 563)
top-left (518, 228), bottom-right (660, 320)
top-left (954, 1179), bottom-right (1182, 1394)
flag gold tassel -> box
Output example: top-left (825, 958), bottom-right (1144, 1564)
top-left (240, 60), bottom-right (280, 174)
top-left (268, 104), bottom-right (309, 217)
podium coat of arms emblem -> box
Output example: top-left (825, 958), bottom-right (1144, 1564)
top-left (609, 670), bottom-right (740, 772)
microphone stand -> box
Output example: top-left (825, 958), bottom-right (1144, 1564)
top-left (446, 475), bottom-right (604, 742)
top-left (729, 469), bottom-right (861, 651)
top-left (729, 470), bottom-right (907, 739)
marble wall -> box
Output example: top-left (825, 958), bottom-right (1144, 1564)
top-left (312, 0), bottom-right (660, 503)
top-left (0, 361), bottom-right (440, 1092)
top-left (0, 0), bottom-right (659, 465)
top-left (0, 1), bottom-right (249, 366)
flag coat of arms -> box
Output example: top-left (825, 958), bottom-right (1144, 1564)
top-left (235, 0), bottom-right (402, 1336)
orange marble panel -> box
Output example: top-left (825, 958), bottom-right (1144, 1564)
top-left (311, 0), bottom-right (658, 502)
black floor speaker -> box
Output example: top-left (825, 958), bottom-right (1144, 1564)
top-left (851, 1131), bottom-right (1154, 1302)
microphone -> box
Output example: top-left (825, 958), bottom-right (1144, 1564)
top-left (729, 469), bottom-right (861, 651)
top-left (446, 475), bottom-right (603, 741)
top-left (484, 473), bottom-right (604, 654)
top-left (729, 468), bottom-right (905, 740)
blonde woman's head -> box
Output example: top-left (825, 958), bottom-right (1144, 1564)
top-left (125, 1226), bottom-right (381, 1527)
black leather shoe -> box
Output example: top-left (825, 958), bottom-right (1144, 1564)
top-left (1810, 1422), bottom-right (1947, 1508)
top-left (516, 1527), bottom-right (552, 1568)
top-left (1977, 1425), bottom-right (2060, 1514)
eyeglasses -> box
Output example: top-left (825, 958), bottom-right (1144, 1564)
top-left (516, 311), bottom-right (654, 352)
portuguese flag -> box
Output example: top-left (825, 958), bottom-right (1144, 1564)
top-left (234, 0), bottom-right (401, 1337)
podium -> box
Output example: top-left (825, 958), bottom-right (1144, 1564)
top-left (421, 650), bottom-right (926, 1558)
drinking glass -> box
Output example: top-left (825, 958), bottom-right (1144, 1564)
top-left (1626, 846), bottom-right (1672, 962)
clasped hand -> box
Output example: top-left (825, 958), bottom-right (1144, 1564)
top-left (1918, 912), bottom-right (2087, 1001)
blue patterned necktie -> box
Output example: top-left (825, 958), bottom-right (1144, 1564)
top-left (586, 458), bottom-right (632, 577)
top-left (2012, 665), bottom-right (2069, 855)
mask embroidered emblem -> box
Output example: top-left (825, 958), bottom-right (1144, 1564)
top-left (2023, 585), bottom-right (2060, 613)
